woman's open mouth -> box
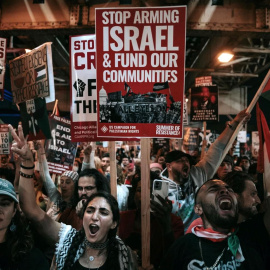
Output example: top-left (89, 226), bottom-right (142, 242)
top-left (89, 224), bottom-right (100, 235)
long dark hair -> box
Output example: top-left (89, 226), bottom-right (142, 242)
top-left (63, 192), bottom-right (120, 270)
top-left (6, 203), bottom-right (34, 266)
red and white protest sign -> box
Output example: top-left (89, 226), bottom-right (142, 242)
top-left (96, 6), bottom-right (186, 138)
top-left (70, 35), bottom-right (128, 142)
top-left (0, 38), bottom-right (7, 100)
top-left (70, 35), bottom-right (98, 142)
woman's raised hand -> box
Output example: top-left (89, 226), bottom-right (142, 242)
top-left (8, 125), bottom-right (34, 164)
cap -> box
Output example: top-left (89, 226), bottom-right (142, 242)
top-left (150, 163), bottom-right (163, 170)
top-left (61, 170), bottom-right (79, 182)
top-left (165, 150), bottom-right (192, 164)
top-left (0, 178), bottom-right (18, 203)
top-left (223, 155), bottom-right (234, 167)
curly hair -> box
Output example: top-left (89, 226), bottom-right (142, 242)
top-left (5, 204), bottom-right (34, 267)
top-left (63, 192), bottom-right (120, 270)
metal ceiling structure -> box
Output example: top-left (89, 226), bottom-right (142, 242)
top-left (0, 0), bottom-right (270, 120)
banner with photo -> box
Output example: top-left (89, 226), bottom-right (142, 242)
top-left (0, 124), bottom-right (9, 154)
top-left (190, 85), bottom-right (219, 122)
top-left (0, 38), bottom-right (7, 101)
top-left (18, 97), bottom-right (52, 141)
top-left (45, 115), bottom-right (77, 174)
top-left (96, 6), bottom-right (186, 138)
top-left (9, 42), bottom-right (55, 104)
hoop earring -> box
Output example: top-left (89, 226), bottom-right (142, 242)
top-left (10, 220), bottom-right (16, 232)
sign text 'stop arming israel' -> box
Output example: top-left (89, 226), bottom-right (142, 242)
top-left (96, 7), bottom-right (186, 138)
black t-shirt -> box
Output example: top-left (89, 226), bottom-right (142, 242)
top-left (71, 260), bottom-right (108, 270)
top-left (160, 215), bottom-right (269, 270)
top-left (238, 214), bottom-right (270, 269)
top-left (0, 242), bottom-right (49, 270)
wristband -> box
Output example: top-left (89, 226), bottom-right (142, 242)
top-left (19, 171), bottom-right (34, 178)
top-left (20, 164), bottom-right (35, 170)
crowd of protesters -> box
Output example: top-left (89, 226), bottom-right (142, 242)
top-left (0, 109), bottom-right (269, 269)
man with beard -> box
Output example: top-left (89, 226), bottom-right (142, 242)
top-left (186, 171), bottom-right (262, 232)
top-left (160, 110), bottom-right (251, 231)
top-left (160, 179), bottom-right (270, 269)
top-left (69, 168), bottom-right (111, 229)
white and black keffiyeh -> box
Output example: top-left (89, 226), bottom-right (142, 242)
top-left (54, 223), bottom-right (130, 270)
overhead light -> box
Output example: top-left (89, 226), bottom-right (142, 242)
top-left (25, 49), bottom-right (32, 53)
top-left (218, 52), bottom-right (234, 63)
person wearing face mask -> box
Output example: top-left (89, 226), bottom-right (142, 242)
top-left (73, 159), bottom-right (82, 174)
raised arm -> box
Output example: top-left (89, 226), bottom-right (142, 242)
top-left (36, 140), bottom-right (61, 203)
top-left (81, 143), bottom-right (96, 170)
top-left (9, 124), bottom-right (60, 245)
top-left (215, 109), bottom-right (251, 145)
top-left (195, 109), bottom-right (251, 180)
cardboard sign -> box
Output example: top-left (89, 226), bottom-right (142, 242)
top-left (0, 124), bottom-right (9, 154)
top-left (45, 115), bottom-right (77, 174)
top-left (0, 37), bottom-right (7, 100)
top-left (18, 97), bottom-right (52, 140)
top-left (190, 85), bottom-right (219, 121)
top-left (96, 7), bottom-right (186, 138)
top-left (9, 42), bottom-right (55, 104)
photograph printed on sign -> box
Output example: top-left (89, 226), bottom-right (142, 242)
top-left (95, 7), bottom-right (186, 138)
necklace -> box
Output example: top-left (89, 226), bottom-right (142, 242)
top-left (88, 250), bottom-right (104, 262)
top-left (88, 257), bottom-right (103, 270)
top-left (199, 239), bottom-right (226, 270)
top-left (84, 237), bottom-right (109, 250)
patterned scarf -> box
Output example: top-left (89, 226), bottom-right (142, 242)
top-left (55, 224), bottom-right (130, 270)
top-left (191, 225), bottom-right (244, 261)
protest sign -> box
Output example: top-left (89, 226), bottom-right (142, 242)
top-left (45, 115), bottom-right (77, 174)
top-left (251, 131), bottom-right (259, 158)
top-left (190, 85), bottom-right (219, 121)
top-left (70, 35), bottom-right (125, 142)
top-left (96, 6), bottom-right (186, 138)
top-left (195, 76), bottom-right (212, 87)
top-left (9, 42), bottom-right (55, 104)
top-left (18, 97), bottom-right (52, 141)
top-left (0, 38), bottom-right (7, 100)
top-left (0, 124), bottom-right (9, 154)
top-left (70, 35), bottom-right (98, 142)
top-left (152, 138), bottom-right (170, 155)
